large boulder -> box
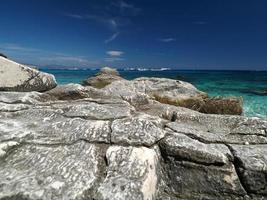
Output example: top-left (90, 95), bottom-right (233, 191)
top-left (155, 96), bottom-right (243, 115)
top-left (0, 57), bottom-right (57, 92)
top-left (103, 77), bottom-right (243, 115)
top-left (82, 69), bottom-right (243, 115)
top-left (82, 67), bottom-right (123, 88)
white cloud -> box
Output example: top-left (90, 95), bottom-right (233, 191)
top-left (111, 0), bottom-right (141, 16)
top-left (105, 50), bottom-right (124, 62)
top-left (0, 43), bottom-right (40, 52)
top-left (105, 32), bottom-right (120, 44)
top-left (43, 56), bottom-right (89, 63)
top-left (0, 43), bottom-right (98, 67)
top-left (106, 50), bottom-right (124, 57)
top-left (64, 1), bottom-right (141, 44)
top-left (39, 55), bottom-right (99, 66)
top-left (158, 38), bottom-right (176, 43)
top-left (64, 13), bottom-right (84, 19)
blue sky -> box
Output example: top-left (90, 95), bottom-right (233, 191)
top-left (0, 0), bottom-right (267, 70)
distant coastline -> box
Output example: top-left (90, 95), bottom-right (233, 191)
top-left (38, 65), bottom-right (267, 72)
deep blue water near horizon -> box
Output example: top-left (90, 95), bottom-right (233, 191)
top-left (43, 69), bottom-right (267, 118)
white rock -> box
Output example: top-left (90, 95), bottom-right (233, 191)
top-left (0, 57), bottom-right (57, 92)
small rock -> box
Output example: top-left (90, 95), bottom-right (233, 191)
top-left (99, 67), bottom-right (120, 76)
top-left (82, 67), bottom-right (123, 88)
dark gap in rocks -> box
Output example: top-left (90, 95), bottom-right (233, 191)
top-left (103, 155), bottom-right (108, 169)
top-left (170, 112), bottom-right (177, 122)
top-left (0, 108), bottom-right (29, 113)
top-left (229, 132), bottom-right (267, 138)
top-left (0, 194), bottom-right (29, 200)
top-left (157, 143), bottom-right (174, 194)
top-left (0, 143), bottom-right (23, 163)
top-left (0, 100), bottom-right (32, 105)
top-left (171, 154), bottom-right (225, 167)
top-left (20, 139), bottom-right (110, 148)
top-left (226, 144), bottom-right (250, 195)
top-left (109, 119), bottom-right (115, 145)
top-left (107, 120), bottom-right (113, 144)
top-left (165, 127), bottom-right (214, 144)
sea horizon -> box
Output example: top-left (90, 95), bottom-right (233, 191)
top-left (39, 66), bottom-right (267, 72)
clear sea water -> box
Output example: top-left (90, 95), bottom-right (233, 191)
top-left (43, 69), bottom-right (267, 118)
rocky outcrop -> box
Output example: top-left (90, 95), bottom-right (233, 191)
top-left (82, 67), bottom-right (123, 88)
top-left (82, 68), bottom-right (243, 115)
top-left (0, 85), bottom-right (266, 200)
top-left (0, 57), bottom-right (57, 92)
top-left (102, 77), bottom-right (243, 115)
top-left (154, 95), bottom-right (243, 115)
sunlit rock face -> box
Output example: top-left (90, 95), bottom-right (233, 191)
top-left (0, 57), bottom-right (57, 92)
top-left (83, 69), bottom-right (243, 115)
top-left (0, 78), bottom-right (266, 199)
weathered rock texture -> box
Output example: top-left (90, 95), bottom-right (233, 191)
top-left (0, 82), bottom-right (266, 200)
top-left (82, 69), bottom-right (243, 115)
top-left (0, 57), bottom-right (57, 92)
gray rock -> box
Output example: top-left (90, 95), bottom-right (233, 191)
top-left (230, 145), bottom-right (267, 195)
top-left (103, 80), bottom-right (151, 106)
top-left (0, 107), bottom-right (111, 145)
top-left (96, 146), bottom-right (160, 200)
top-left (0, 102), bottom-right (30, 112)
top-left (166, 112), bottom-right (267, 144)
top-left (0, 78), bottom-right (267, 200)
top-left (159, 131), bottom-right (246, 199)
top-left (163, 159), bottom-right (246, 199)
top-left (0, 57), bottom-right (57, 92)
top-left (60, 101), bottom-right (134, 120)
top-left (0, 91), bottom-right (51, 104)
top-left (160, 130), bottom-right (232, 165)
top-left (103, 77), bottom-right (205, 101)
top-left (133, 77), bottom-right (206, 100)
top-left (103, 77), bottom-right (243, 115)
top-left (137, 100), bottom-right (199, 120)
top-left (0, 141), bottom-right (107, 200)
top-left (45, 84), bottom-right (92, 100)
top-left (111, 113), bottom-right (166, 146)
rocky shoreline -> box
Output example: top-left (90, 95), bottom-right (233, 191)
top-left (0, 57), bottom-right (266, 199)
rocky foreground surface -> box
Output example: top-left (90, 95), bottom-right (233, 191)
top-left (0, 60), bottom-right (266, 199)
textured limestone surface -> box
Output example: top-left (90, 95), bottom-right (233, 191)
top-left (0, 57), bottom-right (57, 92)
top-left (0, 81), bottom-right (266, 200)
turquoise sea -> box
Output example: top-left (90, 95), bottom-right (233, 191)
top-left (43, 69), bottom-right (267, 118)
